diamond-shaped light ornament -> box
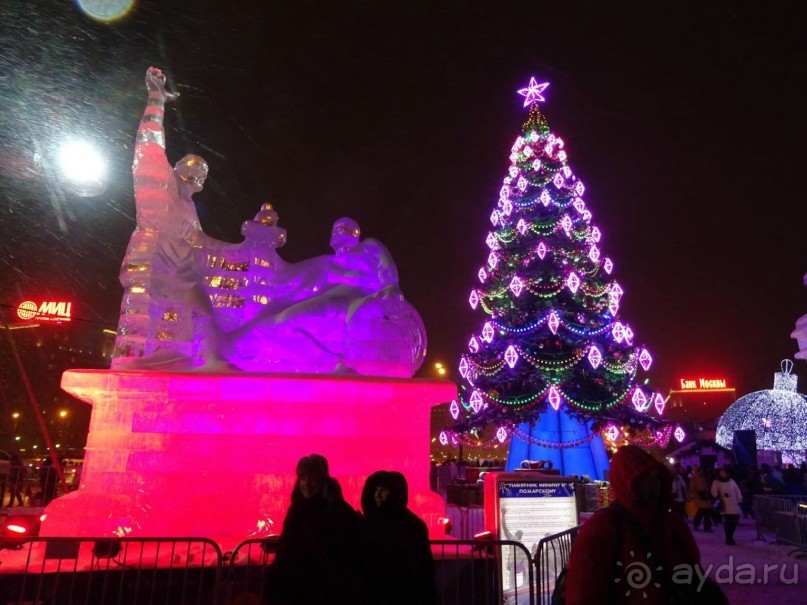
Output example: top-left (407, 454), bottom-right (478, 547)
top-left (561, 214), bottom-right (573, 234)
top-left (450, 400), bottom-right (460, 420)
top-left (536, 241), bottom-right (547, 259)
top-left (486, 233), bottom-right (498, 250)
top-left (529, 130), bottom-right (540, 142)
top-left (653, 393), bottom-right (665, 415)
top-left (469, 290), bottom-right (479, 309)
top-left (588, 346), bottom-right (602, 369)
top-left (591, 226), bottom-right (601, 242)
top-left (547, 385), bottom-right (561, 410)
top-left (603, 258), bottom-right (613, 274)
top-left (523, 145), bottom-right (533, 158)
top-left (612, 322), bottom-right (625, 343)
top-left (547, 311), bottom-right (560, 335)
top-left (544, 142), bottom-right (553, 155)
top-left (439, 431), bottom-right (449, 446)
top-left (582, 210), bottom-right (592, 222)
top-left (575, 181), bottom-right (585, 196)
top-left (540, 190), bottom-right (551, 206)
top-left (532, 159), bottom-right (542, 171)
top-left (504, 345), bottom-right (519, 369)
top-left (468, 336), bottom-right (479, 353)
top-left (500, 185), bottom-right (511, 200)
top-left (470, 390), bottom-right (484, 413)
top-left (639, 348), bottom-right (653, 371)
top-left (674, 426), bottom-right (686, 443)
top-left (487, 252), bottom-right (498, 269)
top-left (478, 267), bottom-right (487, 283)
top-left (481, 322), bottom-right (494, 343)
top-left (555, 137), bottom-right (564, 148)
top-left (566, 272), bottom-right (580, 294)
top-left (458, 358), bottom-right (469, 379)
top-left (508, 166), bottom-right (519, 178)
top-left (605, 424), bottom-right (619, 441)
top-left (516, 219), bottom-right (528, 235)
top-left (490, 210), bottom-right (499, 226)
top-left (610, 282), bottom-right (624, 301)
top-left (573, 197), bottom-right (586, 213)
top-left (509, 276), bottom-right (524, 297)
top-left (563, 166), bottom-right (572, 178)
top-left (588, 245), bottom-right (600, 262)
top-left (517, 176), bottom-right (528, 191)
top-left (632, 388), bottom-right (650, 412)
top-left (558, 150), bottom-right (567, 161)
top-left (623, 326), bottom-right (634, 345)
top-left (502, 200), bottom-right (513, 216)
top-left (608, 298), bottom-right (620, 317)
top-left (553, 173), bottom-right (564, 189)
top-left (496, 426), bottom-right (508, 444)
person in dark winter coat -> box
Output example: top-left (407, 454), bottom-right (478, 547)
top-left (267, 455), bottom-right (366, 605)
top-left (360, 471), bottom-right (436, 605)
top-left (565, 446), bottom-right (722, 605)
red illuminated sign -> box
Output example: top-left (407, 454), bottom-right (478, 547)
top-left (679, 378), bottom-right (728, 390)
top-left (16, 300), bottom-right (73, 323)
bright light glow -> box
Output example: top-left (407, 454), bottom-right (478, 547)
top-left (58, 140), bottom-right (107, 184)
top-left (502, 200), bottom-right (513, 215)
top-left (540, 190), bottom-right (551, 206)
top-left (450, 400), bottom-right (460, 419)
top-left (558, 150), bottom-right (567, 161)
top-left (566, 272), bottom-right (580, 294)
top-left (548, 311), bottom-right (560, 335)
top-left (478, 268), bottom-right (487, 283)
top-left (674, 426), bottom-right (686, 443)
top-left (500, 185), bottom-right (511, 200)
top-left (509, 276), bottom-right (524, 297)
top-left (560, 214), bottom-right (573, 233)
top-left (439, 431), bottom-right (449, 445)
top-left (77, 0), bottom-right (135, 22)
top-left (632, 388), bottom-right (650, 412)
top-left (604, 258), bottom-right (613, 274)
top-left (6, 524), bottom-right (28, 534)
top-left (504, 345), bottom-right (519, 368)
top-left (517, 176), bottom-right (528, 191)
top-left (639, 348), bottom-right (653, 371)
top-left (517, 77), bottom-right (550, 107)
top-left (468, 336), bottom-right (480, 353)
top-left (509, 166), bottom-right (519, 178)
top-left (553, 173), bottom-right (564, 188)
top-left (612, 322), bottom-right (625, 343)
top-left (536, 242), bottom-right (547, 259)
top-left (547, 385), bottom-right (561, 410)
top-left (653, 393), bottom-right (665, 415)
top-left (532, 159), bottom-right (542, 171)
top-left (582, 210), bottom-right (592, 222)
top-left (469, 290), bottom-right (480, 309)
top-left (486, 233), bottom-right (499, 249)
top-left (605, 424), bottom-right (619, 441)
top-left (563, 166), bottom-right (572, 178)
top-left (573, 198), bottom-right (585, 213)
top-left (610, 283), bottom-right (624, 301)
top-left (496, 426), bottom-right (508, 443)
top-left (470, 390), bottom-right (484, 413)
top-left (516, 219), bottom-right (528, 235)
top-left (588, 245), bottom-right (600, 262)
top-left (481, 322), bottom-right (494, 343)
top-left (588, 346), bottom-right (602, 369)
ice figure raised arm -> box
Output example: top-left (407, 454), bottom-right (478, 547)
top-left (113, 67), bottom-right (228, 369)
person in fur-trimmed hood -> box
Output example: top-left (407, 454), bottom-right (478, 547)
top-left (360, 470), bottom-right (436, 605)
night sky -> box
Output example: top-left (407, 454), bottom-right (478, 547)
top-left (1, 1), bottom-right (805, 394)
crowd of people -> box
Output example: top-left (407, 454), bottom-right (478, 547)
top-left (265, 454), bottom-right (436, 605)
top-left (0, 454), bottom-right (65, 507)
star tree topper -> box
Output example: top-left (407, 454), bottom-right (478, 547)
top-left (517, 77), bottom-right (550, 107)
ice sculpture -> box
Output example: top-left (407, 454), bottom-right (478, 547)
top-left (113, 68), bottom-right (426, 377)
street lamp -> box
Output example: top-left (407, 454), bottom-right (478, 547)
top-left (434, 362), bottom-right (447, 377)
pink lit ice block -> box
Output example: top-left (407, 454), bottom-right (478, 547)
top-left (41, 370), bottom-right (456, 551)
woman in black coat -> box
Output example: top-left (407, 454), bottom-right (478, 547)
top-left (360, 471), bottom-right (436, 605)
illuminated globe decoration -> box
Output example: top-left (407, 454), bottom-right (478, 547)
top-left (448, 78), bottom-right (669, 479)
top-left (716, 360), bottom-right (807, 464)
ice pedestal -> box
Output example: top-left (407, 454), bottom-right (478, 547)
top-left (41, 370), bottom-right (455, 550)
top-left (505, 407), bottom-right (610, 480)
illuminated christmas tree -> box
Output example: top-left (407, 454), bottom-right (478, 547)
top-left (446, 78), bottom-right (678, 477)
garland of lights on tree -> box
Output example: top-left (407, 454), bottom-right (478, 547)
top-left (716, 360), bottom-right (807, 464)
top-left (442, 78), bottom-right (681, 452)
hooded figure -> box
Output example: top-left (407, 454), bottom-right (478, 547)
top-left (565, 446), bottom-right (707, 605)
top-left (267, 455), bottom-right (365, 605)
top-left (360, 471), bottom-right (436, 605)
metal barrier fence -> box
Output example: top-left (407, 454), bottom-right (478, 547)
top-left (0, 537), bottom-right (223, 605)
top-left (444, 503), bottom-right (486, 540)
top-left (754, 494), bottom-right (807, 556)
top-left (534, 525), bottom-right (580, 605)
top-left (1, 535), bottom-right (549, 604)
